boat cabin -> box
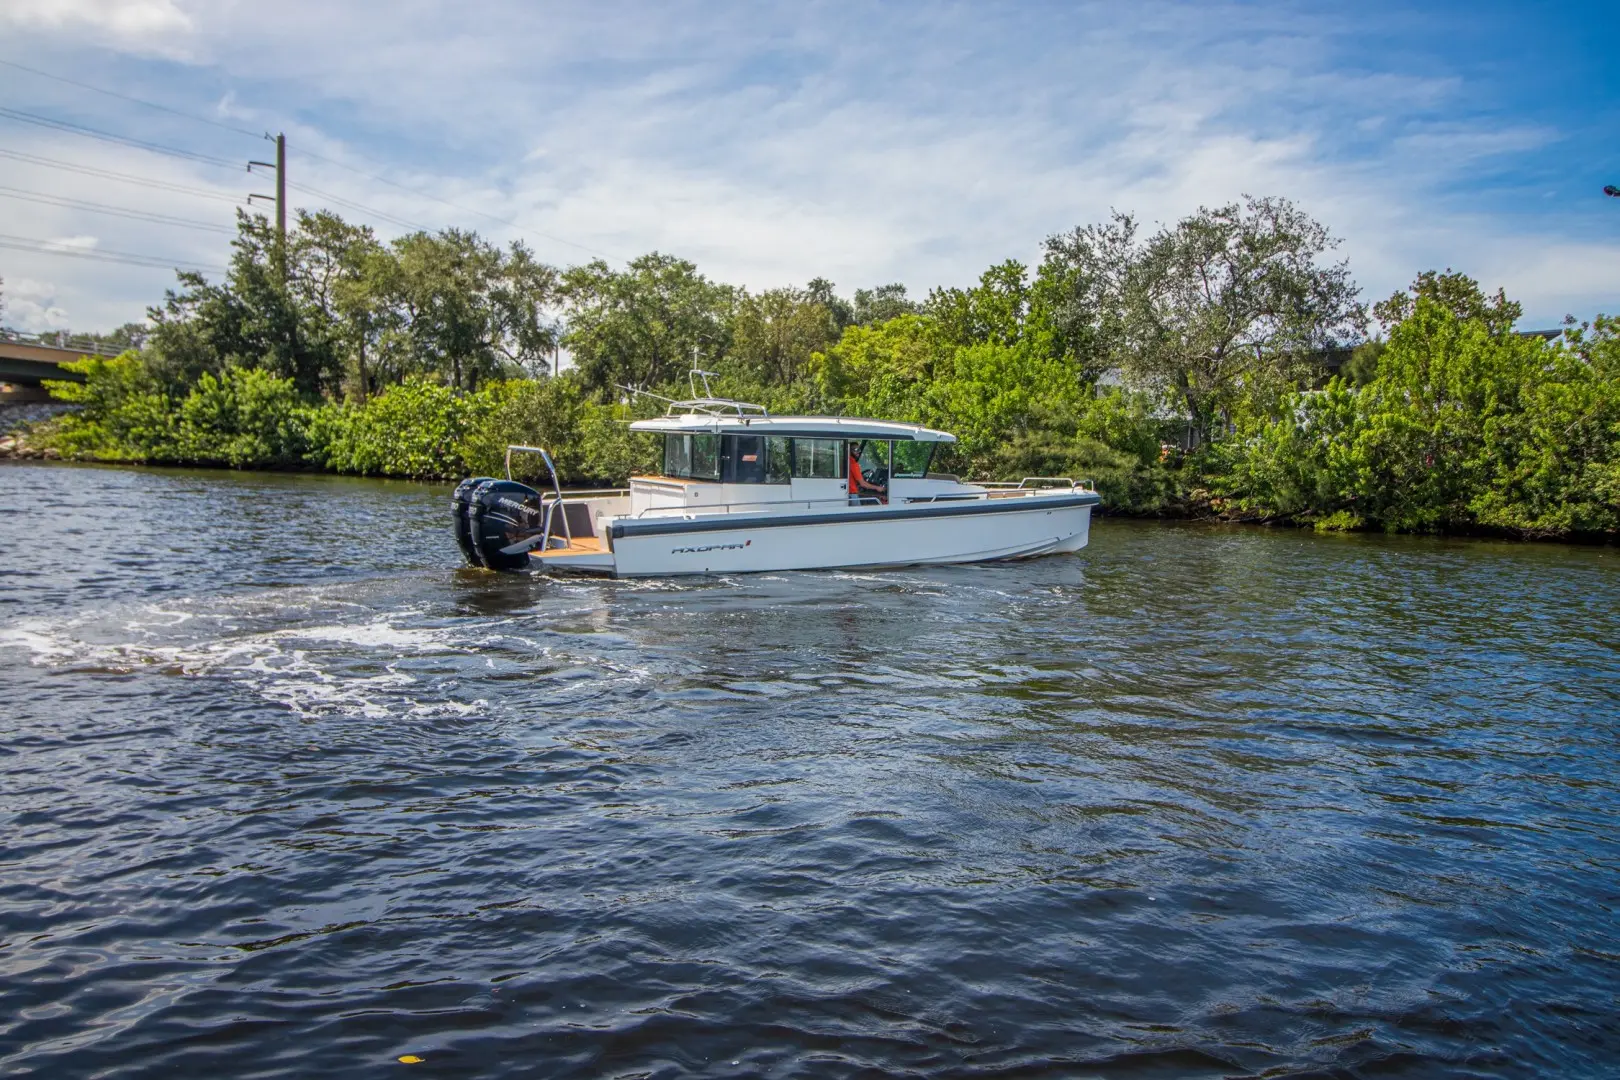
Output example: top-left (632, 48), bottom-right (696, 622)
top-left (627, 412), bottom-right (965, 517)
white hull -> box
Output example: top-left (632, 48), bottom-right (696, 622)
top-left (545, 497), bottom-right (1094, 578)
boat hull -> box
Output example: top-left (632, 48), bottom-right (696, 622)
top-left (599, 494), bottom-right (1096, 577)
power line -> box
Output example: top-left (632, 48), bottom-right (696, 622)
top-left (0, 148), bottom-right (246, 202)
top-left (0, 58), bottom-right (264, 139)
top-left (0, 185), bottom-right (238, 233)
top-left (0, 105), bottom-right (431, 238)
top-left (0, 106), bottom-right (243, 170)
top-left (0, 233), bottom-right (228, 274)
top-left (286, 180), bottom-right (437, 234)
top-left (290, 144), bottom-right (622, 260)
top-left (1, 59), bottom-right (622, 262)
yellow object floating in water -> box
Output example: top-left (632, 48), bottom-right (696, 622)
top-left (398, 1055), bottom-right (424, 1064)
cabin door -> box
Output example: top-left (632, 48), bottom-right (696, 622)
top-left (727, 434), bottom-right (767, 485)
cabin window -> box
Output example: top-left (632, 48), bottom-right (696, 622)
top-left (765, 437), bottom-right (791, 484)
top-left (691, 433), bottom-right (720, 481)
top-left (726, 434), bottom-right (768, 485)
top-left (663, 433), bottom-right (720, 481)
top-left (792, 438), bottom-right (845, 479)
top-left (663, 434), bottom-right (691, 478)
top-left (893, 441), bottom-right (935, 478)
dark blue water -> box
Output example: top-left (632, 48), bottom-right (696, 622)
top-left (2, 461), bottom-right (1618, 1078)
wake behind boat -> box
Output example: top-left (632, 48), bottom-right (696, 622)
top-left (452, 378), bottom-right (1100, 577)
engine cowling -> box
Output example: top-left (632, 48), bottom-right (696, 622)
top-left (452, 478), bottom-right (545, 571)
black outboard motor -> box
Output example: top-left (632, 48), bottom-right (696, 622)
top-left (452, 477), bottom-right (547, 571)
top-left (451, 477), bottom-right (493, 565)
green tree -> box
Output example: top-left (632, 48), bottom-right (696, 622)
top-left (728, 286), bottom-right (841, 386)
top-left (561, 253), bottom-right (735, 397)
top-left (850, 283), bottom-right (918, 326)
top-left (1036, 212), bottom-right (1138, 382)
top-left (1213, 279), bottom-right (1620, 538)
top-left (1373, 269), bottom-right (1522, 336)
top-left (174, 367), bottom-right (311, 467)
top-left (391, 229), bottom-right (559, 391)
top-left (805, 277), bottom-right (854, 330)
top-left (808, 313), bottom-right (942, 405)
top-left (146, 213), bottom-right (342, 396)
top-left (1046, 197), bottom-right (1365, 444)
top-left (40, 352), bottom-right (177, 460)
top-left (926, 260), bottom-right (1050, 349)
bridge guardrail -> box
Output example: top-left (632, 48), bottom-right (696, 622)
top-left (0, 328), bottom-right (127, 358)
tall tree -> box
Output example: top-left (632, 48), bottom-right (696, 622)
top-left (291, 210), bottom-right (379, 396)
top-left (560, 253), bottom-right (735, 396)
top-left (850, 283), bottom-right (918, 326)
top-left (147, 212), bottom-right (341, 396)
top-left (391, 229), bottom-right (559, 391)
top-left (926, 260), bottom-right (1043, 348)
top-left (805, 277), bottom-right (854, 330)
top-left (1048, 196), bottom-right (1365, 444)
top-left (729, 286), bottom-right (841, 386)
top-left (1036, 212), bottom-right (1138, 382)
top-left (1373, 269), bottom-right (1522, 337)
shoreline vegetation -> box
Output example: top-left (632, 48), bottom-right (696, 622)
top-left (5, 196), bottom-right (1618, 541)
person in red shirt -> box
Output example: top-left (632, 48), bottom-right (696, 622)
top-left (848, 442), bottom-right (886, 503)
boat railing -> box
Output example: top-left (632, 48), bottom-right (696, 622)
top-left (505, 445), bottom-right (574, 551)
top-left (617, 370), bottom-right (771, 419)
top-left (632, 494), bottom-right (886, 520)
top-left (664, 397), bottom-right (771, 418)
top-left (673, 369), bottom-right (769, 416)
top-left (978, 476), bottom-right (1096, 494)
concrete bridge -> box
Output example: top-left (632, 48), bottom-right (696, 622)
top-left (0, 331), bottom-right (114, 401)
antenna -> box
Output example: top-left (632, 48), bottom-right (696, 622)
top-left (615, 383), bottom-right (678, 405)
top-left (689, 368), bottom-right (719, 398)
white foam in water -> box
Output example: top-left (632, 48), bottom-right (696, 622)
top-left (0, 626), bottom-right (80, 664)
top-left (1, 599), bottom-right (487, 720)
top-left (292, 623), bottom-right (454, 651)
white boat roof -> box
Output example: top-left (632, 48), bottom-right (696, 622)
top-left (630, 413), bottom-right (958, 444)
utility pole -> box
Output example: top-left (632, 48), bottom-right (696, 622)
top-left (248, 132), bottom-right (287, 282)
top-left (275, 133), bottom-right (286, 241)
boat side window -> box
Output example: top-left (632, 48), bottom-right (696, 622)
top-left (792, 438), bottom-right (845, 479)
top-left (765, 436), bottom-right (791, 484)
top-left (664, 434), bottom-right (692, 478)
top-left (663, 433), bottom-right (719, 480)
top-left (691, 433), bottom-right (720, 481)
top-left (892, 441), bottom-right (935, 478)
top-left (725, 434), bottom-right (768, 485)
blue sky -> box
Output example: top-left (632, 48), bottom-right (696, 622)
top-left (0, 0), bottom-right (1616, 333)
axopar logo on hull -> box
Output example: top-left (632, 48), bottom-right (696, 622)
top-left (671, 540), bottom-right (752, 554)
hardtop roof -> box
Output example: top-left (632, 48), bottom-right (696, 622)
top-left (629, 414), bottom-right (957, 443)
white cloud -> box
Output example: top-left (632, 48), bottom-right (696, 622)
top-left (0, 0), bottom-right (194, 57)
top-left (1, 275), bottom-right (71, 331)
top-left (43, 234), bottom-right (100, 251)
top-left (0, 0), bottom-right (1614, 331)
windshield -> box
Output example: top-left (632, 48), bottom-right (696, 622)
top-left (893, 441), bottom-right (935, 478)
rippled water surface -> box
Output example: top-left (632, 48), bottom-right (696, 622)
top-left (2, 461), bottom-right (1619, 1078)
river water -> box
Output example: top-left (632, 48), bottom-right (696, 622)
top-left (1, 461), bottom-right (1617, 1078)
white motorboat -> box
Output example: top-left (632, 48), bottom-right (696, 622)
top-left (452, 384), bottom-right (1100, 578)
